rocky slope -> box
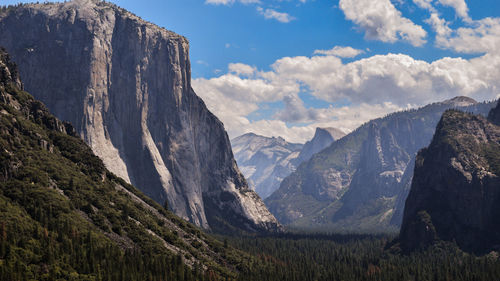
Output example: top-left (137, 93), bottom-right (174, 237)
top-left (231, 133), bottom-right (303, 199)
top-left (266, 97), bottom-right (495, 232)
top-left (293, 127), bottom-right (345, 165)
top-left (399, 104), bottom-right (500, 254)
top-left (0, 0), bottom-right (279, 232)
top-left (0, 47), bottom-right (253, 279)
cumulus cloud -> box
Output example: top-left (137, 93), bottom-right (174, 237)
top-left (193, 50), bottom-right (500, 142)
top-left (413, 0), bottom-right (435, 11)
top-left (339, 0), bottom-right (427, 46)
top-left (437, 0), bottom-right (470, 21)
top-left (273, 94), bottom-right (326, 123)
top-left (256, 7), bottom-right (295, 23)
top-left (194, 0), bottom-right (500, 143)
top-left (229, 103), bottom-right (395, 144)
top-left (228, 63), bottom-right (257, 76)
top-left (313, 46), bottom-right (365, 58)
top-left (431, 15), bottom-right (500, 54)
top-left (269, 52), bottom-right (500, 107)
top-left (413, 0), bottom-right (499, 54)
top-left (413, 0), bottom-right (470, 21)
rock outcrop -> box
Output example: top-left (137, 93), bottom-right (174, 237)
top-left (265, 97), bottom-right (495, 232)
top-left (231, 133), bottom-right (303, 199)
top-left (294, 127), bottom-right (345, 165)
top-left (399, 105), bottom-right (500, 254)
top-left (0, 0), bottom-right (279, 232)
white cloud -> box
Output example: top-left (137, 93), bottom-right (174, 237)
top-left (228, 63), bottom-right (256, 76)
top-left (193, 0), bottom-right (500, 143)
top-left (413, 0), bottom-right (435, 11)
top-left (413, 0), bottom-right (470, 21)
top-left (339, 0), bottom-right (427, 46)
top-left (257, 7), bottom-right (295, 23)
top-left (426, 12), bottom-right (452, 37)
top-left (431, 16), bottom-right (500, 54)
top-left (272, 53), bottom-right (500, 106)
top-left (194, 50), bottom-right (500, 142)
top-left (205, 0), bottom-right (233, 5)
top-left (313, 46), bottom-right (365, 58)
top-left (437, 0), bottom-right (470, 21)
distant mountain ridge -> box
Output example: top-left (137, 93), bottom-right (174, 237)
top-left (265, 97), bottom-right (496, 232)
top-left (0, 0), bottom-right (280, 233)
top-left (231, 133), bottom-right (303, 199)
top-left (231, 127), bottom-right (345, 199)
top-left (399, 102), bottom-right (500, 254)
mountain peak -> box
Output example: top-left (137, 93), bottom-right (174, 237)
top-left (292, 126), bottom-right (346, 165)
top-left (441, 96), bottom-right (477, 107)
top-left (72, 0), bottom-right (99, 6)
top-left (315, 127), bottom-right (346, 140)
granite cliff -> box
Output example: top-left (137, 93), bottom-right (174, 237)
top-left (0, 47), bottom-right (252, 278)
top-left (0, 0), bottom-right (279, 232)
top-left (293, 127), bottom-right (345, 165)
top-left (399, 104), bottom-right (500, 254)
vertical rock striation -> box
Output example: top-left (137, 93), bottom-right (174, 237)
top-left (0, 0), bottom-right (280, 232)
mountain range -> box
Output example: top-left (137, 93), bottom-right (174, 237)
top-left (0, 0), bottom-right (279, 233)
top-left (265, 96), bottom-right (496, 232)
top-left (231, 127), bottom-right (345, 199)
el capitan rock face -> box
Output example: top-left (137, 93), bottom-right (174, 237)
top-left (400, 105), bottom-right (500, 254)
top-left (0, 48), bottom-right (254, 275)
top-left (265, 97), bottom-right (495, 232)
top-left (0, 0), bottom-right (279, 232)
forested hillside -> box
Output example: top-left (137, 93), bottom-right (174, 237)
top-left (230, 233), bottom-right (500, 281)
top-left (0, 47), bottom-right (256, 280)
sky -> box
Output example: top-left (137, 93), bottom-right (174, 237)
top-left (4, 0), bottom-right (500, 143)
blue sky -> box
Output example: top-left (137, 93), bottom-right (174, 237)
top-left (4, 0), bottom-right (500, 142)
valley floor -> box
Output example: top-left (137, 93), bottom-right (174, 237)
top-left (224, 232), bottom-right (500, 281)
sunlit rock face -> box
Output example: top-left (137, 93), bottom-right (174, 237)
top-left (0, 0), bottom-right (280, 233)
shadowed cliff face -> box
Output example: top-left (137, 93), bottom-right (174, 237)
top-left (400, 107), bottom-right (500, 254)
top-left (0, 0), bottom-right (280, 232)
